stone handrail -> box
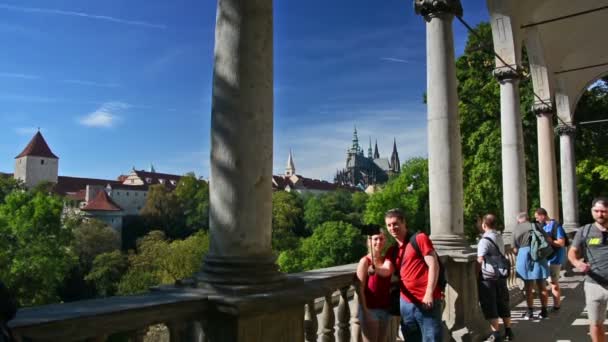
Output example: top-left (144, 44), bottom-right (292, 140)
top-left (9, 290), bottom-right (208, 342)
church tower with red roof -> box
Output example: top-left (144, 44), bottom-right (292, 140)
top-left (14, 131), bottom-right (59, 188)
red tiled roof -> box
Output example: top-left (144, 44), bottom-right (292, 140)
top-left (15, 132), bottom-right (58, 159)
top-left (81, 190), bottom-right (122, 212)
top-left (53, 176), bottom-right (122, 196)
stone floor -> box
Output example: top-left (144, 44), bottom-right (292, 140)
top-left (495, 272), bottom-right (594, 342)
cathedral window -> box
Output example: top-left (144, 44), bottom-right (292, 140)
top-left (41, 159), bottom-right (45, 165)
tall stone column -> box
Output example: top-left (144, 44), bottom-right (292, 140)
top-left (556, 124), bottom-right (579, 231)
top-left (197, 0), bottom-right (285, 289)
top-left (415, 0), bottom-right (467, 250)
top-left (494, 66), bottom-right (527, 234)
top-left (534, 103), bottom-right (559, 221)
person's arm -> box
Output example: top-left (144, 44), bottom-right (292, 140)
top-left (423, 252), bottom-right (439, 308)
top-left (374, 258), bottom-right (394, 277)
top-left (355, 257), bottom-right (370, 312)
top-left (551, 225), bottom-right (566, 248)
top-left (568, 229), bottom-right (590, 272)
top-left (568, 246), bottom-right (590, 272)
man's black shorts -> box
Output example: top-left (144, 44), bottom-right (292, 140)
top-left (478, 278), bottom-right (511, 319)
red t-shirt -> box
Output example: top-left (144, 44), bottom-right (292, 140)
top-left (363, 256), bottom-right (391, 309)
top-left (387, 233), bottom-right (442, 304)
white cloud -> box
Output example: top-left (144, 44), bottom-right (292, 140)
top-left (62, 79), bottom-right (120, 88)
top-left (79, 102), bottom-right (128, 128)
top-left (380, 57), bottom-right (409, 64)
top-left (0, 72), bottom-right (40, 79)
top-left (0, 3), bottom-right (166, 29)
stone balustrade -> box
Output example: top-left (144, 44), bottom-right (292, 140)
top-left (9, 250), bottom-right (528, 342)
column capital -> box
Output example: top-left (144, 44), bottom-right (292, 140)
top-left (414, 0), bottom-right (463, 20)
top-left (531, 101), bottom-right (554, 116)
top-left (492, 65), bottom-right (522, 83)
top-left (555, 124), bottom-right (576, 136)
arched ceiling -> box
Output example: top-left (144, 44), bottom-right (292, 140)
top-left (486, 0), bottom-right (608, 119)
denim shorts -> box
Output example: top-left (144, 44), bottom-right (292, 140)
top-left (358, 305), bottom-right (390, 322)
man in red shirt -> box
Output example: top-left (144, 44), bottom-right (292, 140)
top-left (385, 208), bottom-right (442, 342)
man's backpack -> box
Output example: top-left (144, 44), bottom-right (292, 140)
top-left (480, 237), bottom-right (511, 280)
top-left (408, 232), bottom-right (448, 292)
top-left (529, 223), bottom-right (553, 261)
top-left (548, 220), bottom-right (569, 247)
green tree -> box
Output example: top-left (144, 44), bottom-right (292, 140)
top-left (72, 219), bottom-right (121, 269)
top-left (85, 250), bottom-right (128, 297)
top-left (117, 230), bottom-right (209, 295)
top-left (364, 157), bottom-right (430, 233)
top-left (140, 184), bottom-right (186, 238)
top-left (303, 190), bottom-right (363, 231)
top-left (272, 191), bottom-right (304, 251)
top-left (299, 221), bottom-right (365, 270)
top-left (0, 191), bottom-right (77, 305)
top-left (0, 176), bottom-right (23, 204)
top-left (173, 173), bottom-right (210, 231)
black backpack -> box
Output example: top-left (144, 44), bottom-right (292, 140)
top-left (480, 237), bottom-right (511, 280)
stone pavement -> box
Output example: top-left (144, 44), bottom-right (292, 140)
top-left (502, 272), bottom-right (595, 342)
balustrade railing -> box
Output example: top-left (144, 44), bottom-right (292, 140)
top-left (10, 290), bottom-right (208, 342)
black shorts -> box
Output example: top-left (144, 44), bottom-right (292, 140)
top-left (478, 278), bottom-right (511, 319)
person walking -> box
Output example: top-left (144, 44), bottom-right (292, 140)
top-left (535, 207), bottom-right (567, 312)
top-left (568, 197), bottom-right (608, 342)
top-left (385, 208), bottom-right (442, 342)
top-left (512, 212), bottom-right (551, 320)
top-left (356, 228), bottom-right (393, 342)
top-left (477, 214), bottom-right (513, 341)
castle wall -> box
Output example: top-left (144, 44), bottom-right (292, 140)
top-left (14, 156), bottom-right (58, 188)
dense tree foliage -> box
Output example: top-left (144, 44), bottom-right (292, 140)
top-left (72, 219), bottom-right (121, 269)
top-left (364, 158), bottom-right (429, 233)
top-left (85, 251), bottom-right (128, 297)
top-left (173, 173), bottom-right (210, 232)
top-left (0, 190), bottom-right (76, 306)
top-left (271, 191), bottom-right (304, 251)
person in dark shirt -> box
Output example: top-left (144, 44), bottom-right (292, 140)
top-left (568, 197), bottom-right (608, 342)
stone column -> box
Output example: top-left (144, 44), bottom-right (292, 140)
top-left (556, 124), bottom-right (579, 231)
top-left (415, 0), bottom-right (468, 250)
top-left (534, 103), bottom-right (559, 221)
top-left (197, 0), bottom-right (285, 289)
top-left (494, 66), bottom-right (527, 234)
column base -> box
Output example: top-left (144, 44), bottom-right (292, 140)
top-left (562, 222), bottom-right (580, 234)
top-left (429, 234), bottom-right (472, 251)
top-left (194, 254), bottom-right (288, 295)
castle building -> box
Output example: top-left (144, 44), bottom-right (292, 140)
top-left (7, 131), bottom-right (183, 233)
top-left (272, 150), bottom-right (359, 194)
top-left (334, 127), bottom-right (400, 189)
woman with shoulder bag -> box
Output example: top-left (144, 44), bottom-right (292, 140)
top-left (356, 228), bottom-right (394, 342)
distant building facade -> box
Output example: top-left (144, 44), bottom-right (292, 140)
top-left (8, 131), bottom-right (183, 233)
top-left (334, 127), bottom-right (400, 189)
top-left (272, 150), bottom-right (359, 195)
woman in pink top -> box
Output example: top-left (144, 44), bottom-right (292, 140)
top-left (356, 228), bottom-right (394, 342)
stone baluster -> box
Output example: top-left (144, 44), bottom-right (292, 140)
top-left (414, 0), bottom-right (468, 249)
top-left (167, 320), bottom-right (187, 341)
top-left (320, 293), bottom-right (336, 342)
top-left (304, 300), bottom-right (318, 342)
top-left (350, 288), bottom-right (362, 342)
top-left (126, 328), bottom-right (147, 342)
top-left (337, 287), bottom-right (351, 342)
top-left (534, 103), bottom-right (559, 220)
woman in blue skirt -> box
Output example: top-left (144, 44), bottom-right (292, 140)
top-left (512, 212), bottom-right (550, 320)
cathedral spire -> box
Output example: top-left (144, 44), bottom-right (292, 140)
top-left (373, 139), bottom-right (380, 159)
top-left (351, 125), bottom-right (360, 154)
top-left (390, 138), bottom-right (400, 173)
top-left (367, 137), bottom-right (373, 158)
top-left (285, 149), bottom-right (296, 176)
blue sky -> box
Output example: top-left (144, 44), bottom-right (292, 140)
top-left (0, 0), bottom-right (488, 181)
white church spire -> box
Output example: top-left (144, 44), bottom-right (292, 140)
top-left (285, 149), bottom-right (295, 176)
